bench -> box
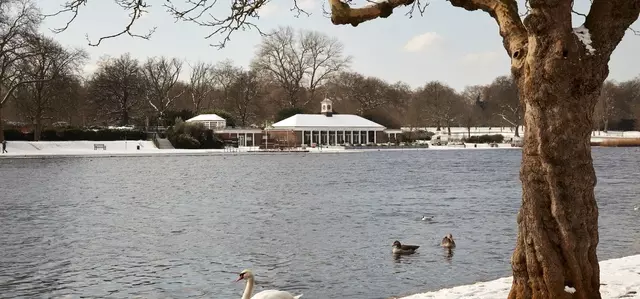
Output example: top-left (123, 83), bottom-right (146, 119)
top-left (94, 144), bottom-right (107, 150)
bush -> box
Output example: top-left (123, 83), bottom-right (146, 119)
top-left (167, 120), bottom-right (223, 149)
top-left (463, 134), bottom-right (505, 143)
top-left (3, 128), bottom-right (146, 141)
top-left (401, 130), bottom-right (434, 142)
top-left (175, 134), bottom-right (201, 149)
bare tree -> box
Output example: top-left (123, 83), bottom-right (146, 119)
top-left (141, 56), bottom-right (183, 125)
top-left (0, 0), bottom-right (41, 141)
top-left (414, 81), bottom-right (460, 135)
top-left (593, 81), bottom-right (620, 132)
top-left (211, 59), bottom-right (240, 109)
top-left (459, 85), bottom-right (487, 137)
top-left (13, 35), bottom-right (88, 140)
top-left (187, 61), bottom-right (215, 112)
top-left (252, 26), bottom-right (351, 108)
top-left (88, 53), bottom-right (146, 126)
top-left (228, 70), bottom-right (263, 127)
top-left (44, 0), bottom-right (640, 297)
top-left (326, 71), bottom-right (395, 114)
top-left (486, 76), bottom-right (522, 136)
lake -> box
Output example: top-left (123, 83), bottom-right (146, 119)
top-left (1, 148), bottom-right (639, 299)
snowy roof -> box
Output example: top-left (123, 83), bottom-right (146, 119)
top-left (186, 114), bottom-right (225, 122)
top-left (271, 114), bottom-right (385, 130)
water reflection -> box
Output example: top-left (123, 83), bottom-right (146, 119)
top-left (444, 248), bottom-right (455, 263)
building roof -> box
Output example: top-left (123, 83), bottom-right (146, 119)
top-left (271, 114), bottom-right (385, 130)
top-left (186, 114), bottom-right (225, 122)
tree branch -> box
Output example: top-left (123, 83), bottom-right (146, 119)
top-left (584, 0), bottom-right (640, 60)
top-left (329, 0), bottom-right (425, 27)
top-left (448, 0), bottom-right (527, 65)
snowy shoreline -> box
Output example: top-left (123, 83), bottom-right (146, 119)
top-left (0, 140), bottom-right (521, 159)
top-left (393, 254), bottom-right (640, 299)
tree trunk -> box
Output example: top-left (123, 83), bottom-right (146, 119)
top-left (508, 43), bottom-right (603, 299)
top-left (0, 103), bottom-right (5, 142)
top-left (34, 110), bottom-right (43, 142)
top-left (603, 119), bottom-right (608, 133)
top-left (514, 125), bottom-right (520, 137)
top-left (122, 110), bottom-right (129, 126)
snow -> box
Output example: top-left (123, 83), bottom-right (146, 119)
top-left (573, 25), bottom-right (596, 55)
top-left (398, 254), bottom-right (640, 299)
top-left (185, 114), bottom-right (225, 122)
top-left (271, 114), bottom-right (386, 130)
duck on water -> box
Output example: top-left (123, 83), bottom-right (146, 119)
top-left (441, 233), bottom-right (456, 249)
top-left (392, 240), bottom-right (420, 255)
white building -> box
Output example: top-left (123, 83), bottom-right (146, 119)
top-left (268, 99), bottom-right (390, 146)
top-left (185, 114), bottom-right (226, 130)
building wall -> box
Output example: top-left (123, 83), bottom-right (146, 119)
top-left (266, 130), bottom-right (300, 147)
top-left (216, 132), bottom-right (263, 146)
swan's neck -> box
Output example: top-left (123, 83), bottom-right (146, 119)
top-left (242, 278), bottom-right (254, 299)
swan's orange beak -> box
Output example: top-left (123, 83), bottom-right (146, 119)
top-left (235, 274), bottom-right (245, 282)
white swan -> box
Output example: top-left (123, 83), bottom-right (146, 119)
top-left (235, 269), bottom-right (303, 299)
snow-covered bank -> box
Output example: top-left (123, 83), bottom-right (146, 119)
top-left (396, 254), bottom-right (640, 299)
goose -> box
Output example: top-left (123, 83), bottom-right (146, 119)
top-left (392, 240), bottom-right (420, 255)
top-left (235, 269), bottom-right (303, 299)
top-left (441, 233), bottom-right (456, 249)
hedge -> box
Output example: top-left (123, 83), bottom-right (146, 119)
top-left (2, 128), bottom-right (147, 141)
top-left (463, 134), bottom-right (505, 143)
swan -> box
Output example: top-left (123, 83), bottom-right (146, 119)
top-left (235, 269), bottom-right (303, 299)
top-left (392, 240), bottom-right (420, 254)
top-left (441, 233), bottom-right (456, 249)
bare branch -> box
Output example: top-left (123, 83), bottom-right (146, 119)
top-left (45, 0), bottom-right (156, 47)
top-left (584, 0), bottom-right (640, 60)
top-left (329, 0), bottom-right (423, 27)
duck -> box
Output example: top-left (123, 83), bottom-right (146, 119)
top-left (392, 240), bottom-right (420, 255)
top-left (235, 269), bottom-right (303, 299)
top-left (441, 233), bottom-right (456, 249)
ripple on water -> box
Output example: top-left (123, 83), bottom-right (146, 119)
top-left (0, 148), bottom-right (639, 298)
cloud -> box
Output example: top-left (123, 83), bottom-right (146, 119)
top-left (258, 2), bottom-right (278, 16)
top-left (403, 32), bottom-right (443, 52)
top-left (460, 51), bottom-right (502, 65)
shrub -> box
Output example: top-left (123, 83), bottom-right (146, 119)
top-left (464, 134), bottom-right (505, 143)
top-left (167, 120), bottom-right (223, 149)
top-left (175, 134), bottom-right (201, 149)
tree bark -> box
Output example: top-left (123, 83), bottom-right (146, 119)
top-left (509, 72), bottom-right (601, 299)
top-left (329, 0), bottom-right (639, 298)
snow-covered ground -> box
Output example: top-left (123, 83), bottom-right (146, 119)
top-left (403, 126), bottom-right (640, 142)
top-left (397, 254), bottom-right (640, 299)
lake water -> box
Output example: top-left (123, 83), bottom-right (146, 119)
top-left (1, 148), bottom-right (639, 299)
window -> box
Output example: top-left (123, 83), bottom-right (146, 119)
top-left (327, 104), bottom-right (331, 111)
top-left (322, 104), bottom-right (326, 110)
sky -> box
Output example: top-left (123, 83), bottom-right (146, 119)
top-left (37, 0), bottom-right (640, 92)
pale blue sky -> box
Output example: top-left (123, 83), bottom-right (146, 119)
top-left (38, 0), bottom-right (640, 91)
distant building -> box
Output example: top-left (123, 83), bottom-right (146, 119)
top-left (268, 99), bottom-right (395, 146)
top-left (185, 114), bottom-right (226, 130)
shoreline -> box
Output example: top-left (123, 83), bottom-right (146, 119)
top-left (0, 140), bottom-right (525, 159)
top-left (392, 254), bottom-right (640, 299)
